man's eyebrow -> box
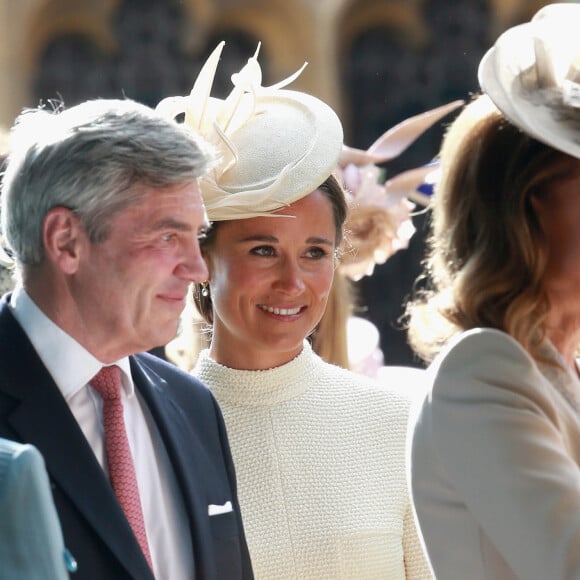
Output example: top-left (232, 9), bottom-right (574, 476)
top-left (146, 218), bottom-right (193, 232)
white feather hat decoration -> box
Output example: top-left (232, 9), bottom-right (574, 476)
top-left (156, 42), bottom-right (344, 220)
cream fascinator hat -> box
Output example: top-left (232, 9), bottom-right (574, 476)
top-left (156, 42), bottom-right (343, 220)
top-left (336, 100), bottom-right (463, 280)
top-left (479, 3), bottom-right (580, 158)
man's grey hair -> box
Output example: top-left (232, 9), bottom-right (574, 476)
top-left (1, 98), bottom-right (212, 267)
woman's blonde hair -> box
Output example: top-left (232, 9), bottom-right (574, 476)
top-left (310, 272), bottom-right (354, 368)
top-left (406, 94), bottom-right (579, 363)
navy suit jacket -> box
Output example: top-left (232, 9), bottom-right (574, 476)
top-left (0, 295), bottom-right (253, 579)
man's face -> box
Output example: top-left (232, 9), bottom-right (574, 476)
top-left (73, 181), bottom-right (209, 361)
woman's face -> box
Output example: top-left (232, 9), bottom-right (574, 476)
top-left (206, 189), bottom-right (337, 370)
top-left (532, 162), bottom-right (580, 307)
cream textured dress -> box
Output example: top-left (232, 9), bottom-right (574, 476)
top-left (193, 341), bottom-right (431, 579)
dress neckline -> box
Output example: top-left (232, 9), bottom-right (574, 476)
top-left (193, 341), bottom-right (317, 406)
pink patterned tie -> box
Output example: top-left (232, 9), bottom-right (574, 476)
top-left (90, 365), bottom-right (153, 571)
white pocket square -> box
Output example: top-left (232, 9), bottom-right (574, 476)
top-left (208, 501), bottom-right (233, 516)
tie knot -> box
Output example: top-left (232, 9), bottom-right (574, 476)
top-left (90, 365), bottom-right (123, 400)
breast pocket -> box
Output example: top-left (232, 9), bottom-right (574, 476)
top-left (209, 509), bottom-right (244, 578)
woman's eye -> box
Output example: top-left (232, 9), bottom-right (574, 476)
top-left (306, 247), bottom-right (328, 259)
top-left (251, 246), bottom-right (275, 257)
top-left (161, 233), bottom-right (176, 243)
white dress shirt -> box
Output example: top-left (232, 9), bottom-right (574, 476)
top-left (10, 287), bottom-right (194, 580)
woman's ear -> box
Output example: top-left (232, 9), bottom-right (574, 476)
top-left (202, 250), bottom-right (213, 282)
top-left (43, 207), bottom-right (85, 274)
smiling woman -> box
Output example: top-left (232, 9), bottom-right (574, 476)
top-left (201, 189), bottom-right (338, 370)
top-left (158, 41), bottom-right (432, 579)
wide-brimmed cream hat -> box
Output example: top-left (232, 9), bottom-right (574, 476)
top-left (156, 42), bottom-right (343, 220)
top-left (478, 3), bottom-right (580, 159)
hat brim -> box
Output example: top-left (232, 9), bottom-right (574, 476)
top-left (478, 3), bottom-right (580, 159)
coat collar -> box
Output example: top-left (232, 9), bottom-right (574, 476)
top-left (537, 338), bottom-right (580, 414)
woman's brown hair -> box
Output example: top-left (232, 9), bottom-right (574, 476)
top-left (406, 94), bottom-right (579, 363)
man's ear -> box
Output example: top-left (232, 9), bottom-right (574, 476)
top-left (43, 207), bottom-right (85, 274)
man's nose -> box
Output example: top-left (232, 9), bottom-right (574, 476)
top-left (175, 240), bottom-right (209, 283)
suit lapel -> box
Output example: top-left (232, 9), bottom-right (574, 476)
top-left (131, 357), bottom-right (218, 573)
top-left (0, 299), bottom-right (153, 580)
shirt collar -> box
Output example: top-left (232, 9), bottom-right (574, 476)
top-left (9, 287), bottom-right (134, 401)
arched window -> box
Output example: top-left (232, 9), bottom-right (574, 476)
top-left (33, 0), bottom-right (264, 108)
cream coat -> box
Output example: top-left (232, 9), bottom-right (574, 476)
top-left (409, 328), bottom-right (580, 579)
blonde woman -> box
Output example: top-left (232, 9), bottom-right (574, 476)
top-left (159, 42), bottom-right (431, 579)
